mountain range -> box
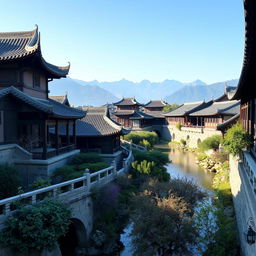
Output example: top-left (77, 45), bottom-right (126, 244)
top-left (49, 77), bottom-right (238, 106)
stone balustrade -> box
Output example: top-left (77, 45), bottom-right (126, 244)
top-left (0, 148), bottom-right (133, 218)
top-left (120, 139), bottom-right (147, 152)
top-left (242, 151), bottom-right (256, 193)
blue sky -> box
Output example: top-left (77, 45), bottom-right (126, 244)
top-left (1, 0), bottom-right (244, 84)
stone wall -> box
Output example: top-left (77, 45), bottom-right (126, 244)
top-left (15, 150), bottom-right (80, 187)
top-left (162, 125), bottom-right (222, 148)
top-left (229, 154), bottom-right (256, 256)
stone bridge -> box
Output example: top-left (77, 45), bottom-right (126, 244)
top-left (0, 148), bottom-right (133, 256)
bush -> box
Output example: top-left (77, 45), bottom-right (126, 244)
top-left (30, 178), bottom-right (51, 190)
top-left (176, 122), bottom-right (182, 130)
top-left (78, 162), bottom-right (110, 173)
top-left (52, 165), bottom-right (82, 181)
top-left (180, 138), bottom-right (186, 146)
top-left (133, 150), bottom-right (169, 166)
top-left (0, 164), bottom-right (21, 199)
top-left (199, 135), bottom-right (222, 151)
top-left (162, 104), bottom-right (179, 113)
top-left (197, 153), bottom-right (207, 161)
top-left (139, 139), bottom-right (151, 149)
top-left (124, 131), bottom-right (159, 146)
top-left (223, 122), bottom-right (251, 156)
top-left (131, 160), bottom-right (170, 182)
top-left (71, 153), bottom-right (103, 165)
top-left (0, 199), bottom-right (71, 254)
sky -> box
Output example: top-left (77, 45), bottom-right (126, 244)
top-left (0, 0), bottom-right (244, 84)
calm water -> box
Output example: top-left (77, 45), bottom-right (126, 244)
top-left (120, 144), bottom-right (214, 255)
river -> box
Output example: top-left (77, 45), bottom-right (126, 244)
top-left (120, 144), bottom-right (214, 255)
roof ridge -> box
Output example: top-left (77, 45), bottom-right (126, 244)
top-left (183, 101), bottom-right (204, 105)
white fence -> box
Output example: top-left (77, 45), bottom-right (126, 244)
top-left (0, 149), bottom-right (133, 217)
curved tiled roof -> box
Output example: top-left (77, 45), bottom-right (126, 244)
top-left (0, 86), bottom-right (85, 119)
top-left (144, 100), bottom-right (167, 108)
top-left (217, 113), bottom-right (240, 131)
top-left (49, 94), bottom-right (70, 106)
top-left (113, 97), bottom-right (142, 106)
top-left (113, 110), bottom-right (135, 116)
top-left (231, 0), bottom-right (256, 101)
top-left (57, 107), bottom-right (129, 137)
top-left (0, 26), bottom-right (70, 78)
top-left (190, 100), bottom-right (240, 116)
top-left (0, 27), bottom-right (39, 60)
top-left (164, 101), bottom-right (207, 116)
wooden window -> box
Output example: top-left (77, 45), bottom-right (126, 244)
top-left (33, 72), bottom-right (40, 88)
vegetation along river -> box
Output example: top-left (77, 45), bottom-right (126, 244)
top-left (120, 143), bottom-right (215, 255)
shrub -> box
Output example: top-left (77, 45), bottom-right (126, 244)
top-left (78, 162), bottom-right (110, 173)
top-left (133, 150), bottom-right (169, 166)
top-left (30, 178), bottom-right (51, 190)
top-left (71, 153), bottom-right (103, 165)
top-left (124, 131), bottom-right (158, 146)
top-left (139, 139), bottom-right (151, 149)
top-left (199, 135), bottom-right (222, 151)
top-left (0, 164), bottom-right (21, 199)
top-left (197, 153), bottom-right (207, 161)
top-left (180, 138), bottom-right (186, 146)
top-left (131, 160), bottom-right (170, 182)
top-left (223, 122), bottom-right (251, 156)
top-left (52, 165), bottom-right (82, 181)
top-left (176, 122), bottom-right (182, 130)
top-left (0, 199), bottom-right (71, 254)
top-left (162, 104), bottom-right (179, 113)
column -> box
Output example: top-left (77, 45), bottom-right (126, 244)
top-left (73, 120), bottom-right (76, 146)
top-left (55, 120), bottom-right (59, 155)
top-left (41, 120), bottom-right (47, 160)
top-left (66, 120), bottom-right (70, 145)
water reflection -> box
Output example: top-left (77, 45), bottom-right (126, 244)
top-left (166, 147), bottom-right (214, 190)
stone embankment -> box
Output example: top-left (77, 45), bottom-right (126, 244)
top-left (196, 157), bottom-right (223, 173)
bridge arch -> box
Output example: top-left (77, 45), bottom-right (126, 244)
top-left (58, 218), bottom-right (87, 256)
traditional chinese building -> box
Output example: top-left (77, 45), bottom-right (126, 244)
top-left (143, 100), bottom-right (167, 112)
top-left (189, 100), bottom-right (240, 129)
top-left (49, 94), bottom-right (70, 106)
top-left (164, 101), bottom-right (210, 126)
top-left (57, 107), bottom-right (128, 154)
top-left (0, 26), bottom-right (85, 160)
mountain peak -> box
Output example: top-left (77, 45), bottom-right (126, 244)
top-left (187, 79), bottom-right (207, 86)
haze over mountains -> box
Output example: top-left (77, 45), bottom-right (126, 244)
top-left (49, 77), bottom-right (238, 106)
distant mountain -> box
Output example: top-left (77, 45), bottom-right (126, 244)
top-left (49, 77), bottom-right (119, 106)
top-left (164, 79), bottom-right (238, 104)
top-left (49, 77), bottom-right (239, 106)
top-left (74, 78), bottom-right (185, 103)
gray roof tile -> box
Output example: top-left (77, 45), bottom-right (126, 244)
top-left (144, 100), bottom-right (167, 108)
top-left (0, 26), bottom-right (70, 78)
top-left (164, 101), bottom-right (206, 116)
top-left (0, 86), bottom-right (85, 119)
top-left (190, 100), bottom-right (240, 116)
top-left (114, 97), bottom-right (142, 106)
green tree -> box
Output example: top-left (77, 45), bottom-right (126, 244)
top-left (0, 199), bottom-right (71, 254)
top-left (223, 122), bottom-right (251, 156)
top-left (199, 135), bottom-right (222, 151)
top-left (162, 104), bottom-right (179, 113)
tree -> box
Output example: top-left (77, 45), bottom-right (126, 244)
top-left (130, 179), bottom-right (205, 256)
top-left (0, 199), bottom-right (71, 254)
top-left (163, 104), bottom-right (179, 113)
top-left (223, 122), bottom-right (251, 156)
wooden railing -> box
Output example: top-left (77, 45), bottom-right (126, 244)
top-left (121, 139), bottom-right (147, 152)
top-left (0, 148), bottom-right (133, 217)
